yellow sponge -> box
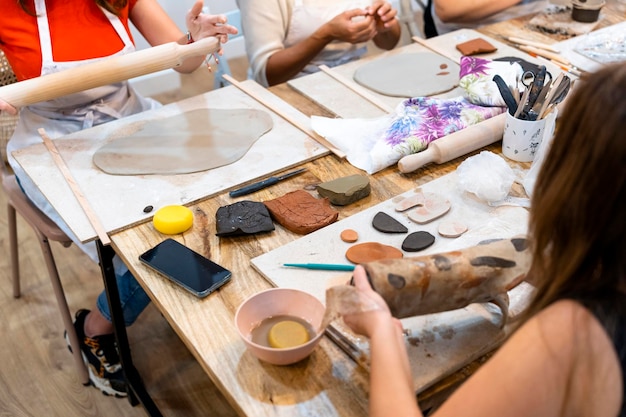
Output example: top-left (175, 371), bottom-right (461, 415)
top-left (268, 320), bottom-right (310, 349)
top-left (153, 205), bottom-right (193, 235)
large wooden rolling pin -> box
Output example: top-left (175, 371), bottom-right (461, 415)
top-left (397, 112), bottom-right (506, 174)
top-left (0, 37), bottom-right (220, 108)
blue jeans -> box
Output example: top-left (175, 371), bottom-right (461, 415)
top-left (96, 255), bottom-right (151, 326)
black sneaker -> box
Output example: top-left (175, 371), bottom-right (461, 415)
top-left (65, 309), bottom-right (128, 397)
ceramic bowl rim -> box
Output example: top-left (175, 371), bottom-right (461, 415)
top-left (235, 288), bottom-right (326, 352)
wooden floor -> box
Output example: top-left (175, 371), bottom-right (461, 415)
top-left (0, 61), bottom-right (250, 417)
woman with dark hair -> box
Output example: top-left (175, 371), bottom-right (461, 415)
top-left (343, 62), bottom-right (626, 417)
top-left (0, 0), bottom-right (237, 398)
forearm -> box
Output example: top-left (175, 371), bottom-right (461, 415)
top-left (264, 28), bottom-right (332, 86)
top-left (434, 0), bottom-right (522, 23)
top-left (368, 319), bottom-right (423, 417)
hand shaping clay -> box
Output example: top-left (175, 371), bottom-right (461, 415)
top-left (264, 190), bottom-right (338, 235)
top-left (93, 108), bottom-right (273, 175)
top-left (215, 200), bottom-right (275, 237)
top-left (353, 52), bottom-right (458, 98)
top-left (316, 174), bottom-right (370, 206)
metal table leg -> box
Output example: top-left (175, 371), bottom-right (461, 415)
top-left (97, 240), bottom-right (163, 417)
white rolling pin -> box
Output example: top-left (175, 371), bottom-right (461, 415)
top-left (397, 112), bottom-right (506, 174)
top-left (0, 37), bottom-right (220, 108)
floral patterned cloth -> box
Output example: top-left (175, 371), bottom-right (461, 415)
top-left (311, 57), bottom-right (518, 174)
top-left (312, 96), bottom-right (504, 174)
top-left (459, 56), bottom-right (523, 107)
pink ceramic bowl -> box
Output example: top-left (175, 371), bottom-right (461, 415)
top-left (235, 288), bottom-right (326, 365)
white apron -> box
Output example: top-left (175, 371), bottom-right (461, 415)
top-left (285, 0), bottom-right (373, 76)
top-left (7, 0), bottom-right (160, 262)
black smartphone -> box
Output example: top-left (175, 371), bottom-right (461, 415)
top-left (139, 239), bottom-right (231, 298)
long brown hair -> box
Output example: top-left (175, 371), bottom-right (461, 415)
top-left (519, 63), bottom-right (626, 334)
top-left (18, 0), bottom-right (128, 16)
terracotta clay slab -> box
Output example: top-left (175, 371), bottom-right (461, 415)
top-left (456, 38), bottom-right (497, 56)
top-left (345, 242), bottom-right (404, 264)
top-left (264, 190), bottom-right (338, 235)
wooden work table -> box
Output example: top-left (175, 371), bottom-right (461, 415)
top-left (110, 103), bottom-right (482, 416)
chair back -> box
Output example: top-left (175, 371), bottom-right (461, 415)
top-left (1, 51), bottom-right (19, 163)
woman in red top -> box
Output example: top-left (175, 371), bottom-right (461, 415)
top-left (0, 0), bottom-right (237, 398)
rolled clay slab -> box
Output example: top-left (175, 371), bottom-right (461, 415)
top-left (360, 237), bottom-right (531, 324)
top-left (264, 190), bottom-right (338, 235)
top-left (93, 108), bottom-right (273, 175)
top-left (353, 52), bottom-right (458, 98)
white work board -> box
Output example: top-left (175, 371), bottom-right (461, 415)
top-left (251, 170), bottom-right (534, 393)
top-left (553, 21), bottom-right (626, 73)
top-left (12, 80), bottom-right (329, 243)
top-left (287, 28), bottom-right (565, 119)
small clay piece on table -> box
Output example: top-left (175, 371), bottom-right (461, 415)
top-left (406, 192), bottom-right (451, 224)
top-left (340, 229), bottom-right (359, 243)
top-left (215, 200), bottom-right (275, 237)
top-left (345, 242), bottom-right (404, 264)
top-left (401, 231), bottom-right (436, 252)
top-left (264, 190), bottom-right (338, 235)
top-left (438, 220), bottom-right (468, 238)
top-left (455, 38), bottom-right (497, 56)
top-left (316, 174), bottom-right (371, 206)
top-left (372, 212), bottom-right (408, 233)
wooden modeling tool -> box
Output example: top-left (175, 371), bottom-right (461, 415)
top-left (397, 113), bottom-right (506, 174)
top-left (222, 74), bottom-right (346, 158)
top-left (501, 36), bottom-right (560, 53)
top-left (0, 37), bottom-right (220, 108)
top-left (38, 128), bottom-right (111, 245)
top-left (518, 45), bottom-right (571, 66)
top-left (318, 65), bottom-right (395, 113)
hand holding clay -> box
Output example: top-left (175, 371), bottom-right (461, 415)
top-left (367, 1), bottom-right (398, 32)
top-left (323, 9), bottom-right (378, 44)
top-left (340, 266), bottom-right (399, 338)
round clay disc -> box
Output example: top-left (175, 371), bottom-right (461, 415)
top-left (340, 229), bottom-right (359, 243)
top-left (353, 52), bottom-right (458, 98)
top-left (401, 231), bottom-right (435, 252)
top-left (438, 220), bottom-right (468, 238)
top-left (345, 242), bottom-right (403, 264)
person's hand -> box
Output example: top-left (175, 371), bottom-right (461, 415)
top-left (185, 0), bottom-right (238, 47)
top-left (324, 8), bottom-right (378, 44)
top-left (342, 265), bottom-right (401, 338)
top-left (0, 98), bottom-right (18, 116)
top-left (367, 1), bottom-right (398, 33)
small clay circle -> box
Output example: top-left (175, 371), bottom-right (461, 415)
top-left (143, 205), bottom-right (154, 213)
top-left (340, 229), bottom-right (359, 243)
top-left (440, 63), bottom-right (448, 69)
top-left (401, 231), bottom-right (435, 252)
top-left (438, 220), bottom-right (468, 238)
top-left (345, 242), bottom-right (403, 264)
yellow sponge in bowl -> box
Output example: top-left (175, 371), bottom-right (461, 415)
top-left (268, 320), bottom-right (310, 349)
top-left (153, 205), bottom-right (193, 235)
